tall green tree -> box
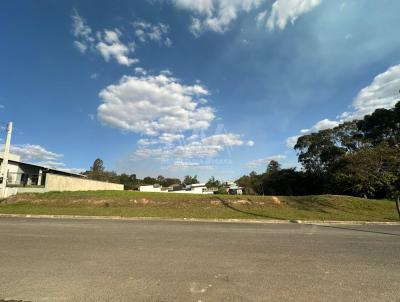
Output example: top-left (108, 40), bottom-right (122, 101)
top-left (89, 158), bottom-right (107, 181)
top-left (330, 143), bottom-right (400, 198)
top-left (206, 176), bottom-right (221, 188)
top-left (183, 175), bottom-right (199, 185)
top-left (357, 102), bottom-right (400, 147)
top-left (266, 160), bottom-right (281, 174)
top-left (91, 158), bottom-right (104, 173)
top-left (295, 128), bottom-right (346, 174)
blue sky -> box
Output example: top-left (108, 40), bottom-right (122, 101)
top-left (1, 0), bottom-right (400, 181)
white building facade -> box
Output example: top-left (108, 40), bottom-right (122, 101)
top-left (139, 183), bottom-right (215, 194)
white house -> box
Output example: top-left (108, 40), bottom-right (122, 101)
top-left (223, 181), bottom-right (243, 195)
top-left (0, 152), bottom-right (123, 197)
top-left (138, 184), bottom-right (164, 193)
top-left (139, 182), bottom-right (216, 194)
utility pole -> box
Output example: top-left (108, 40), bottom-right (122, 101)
top-left (0, 122), bottom-right (13, 198)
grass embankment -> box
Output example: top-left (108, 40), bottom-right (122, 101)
top-left (0, 191), bottom-right (398, 221)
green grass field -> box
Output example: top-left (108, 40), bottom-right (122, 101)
top-left (0, 191), bottom-right (398, 221)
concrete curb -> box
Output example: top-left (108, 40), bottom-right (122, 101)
top-left (0, 213), bottom-right (399, 225)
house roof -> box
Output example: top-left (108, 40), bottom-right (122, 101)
top-left (0, 156), bottom-right (85, 178)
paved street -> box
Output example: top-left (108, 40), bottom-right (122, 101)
top-left (0, 217), bottom-right (399, 302)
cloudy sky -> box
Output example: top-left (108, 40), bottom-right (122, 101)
top-left (1, 0), bottom-right (400, 180)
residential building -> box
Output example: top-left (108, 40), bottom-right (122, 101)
top-left (223, 181), bottom-right (243, 195)
top-left (0, 153), bottom-right (123, 197)
top-left (139, 182), bottom-right (216, 194)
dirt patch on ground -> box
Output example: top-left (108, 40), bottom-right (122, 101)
top-left (130, 198), bottom-right (153, 205)
top-left (272, 196), bottom-right (281, 205)
top-left (92, 200), bottom-right (111, 205)
top-left (231, 199), bottom-right (251, 205)
top-left (0, 195), bottom-right (27, 205)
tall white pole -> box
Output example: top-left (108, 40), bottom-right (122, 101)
top-left (0, 122), bottom-right (13, 198)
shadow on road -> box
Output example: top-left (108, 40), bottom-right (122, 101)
top-left (216, 197), bottom-right (284, 220)
top-left (312, 224), bottom-right (400, 237)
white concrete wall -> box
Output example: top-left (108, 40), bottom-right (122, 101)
top-left (139, 185), bottom-right (162, 192)
top-left (169, 189), bottom-right (214, 195)
top-left (3, 187), bottom-right (48, 198)
top-left (45, 173), bottom-right (123, 192)
top-left (3, 187), bottom-right (18, 198)
top-left (5, 161), bottom-right (20, 184)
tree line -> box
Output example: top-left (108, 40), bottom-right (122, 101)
top-left (83, 159), bottom-right (201, 190)
top-left (237, 101), bottom-right (400, 199)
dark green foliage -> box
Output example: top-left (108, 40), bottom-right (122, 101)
top-left (91, 158), bottom-right (105, 173)
top-left (266, 160), bottom-right (281, 174)
top-left (329, 143), bottom-right (400, 198)
top-left (238, 101), bottom-right (400, 200)
top-left (295, 128), bottom-right (347, 174)
top-left (183, 175), bottom-right (199, 185)
top-left (357, 102), bottom-right (400, 147)
top-left (206, 176), bottom-right (221, 188)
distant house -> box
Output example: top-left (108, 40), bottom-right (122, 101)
top-left (138, 184), bottom-right (163, 193)
top-left (0, 152), bottom-right (123, 197)
top-left (223, 181), bottom-right (243, 195)
top-left (139, 182), bottom-right (216, 194)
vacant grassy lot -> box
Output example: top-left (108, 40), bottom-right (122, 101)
top-left (0, 191), bottom-right (398, 221)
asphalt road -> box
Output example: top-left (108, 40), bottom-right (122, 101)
top-left (0, 218), bottom-right (399, 302)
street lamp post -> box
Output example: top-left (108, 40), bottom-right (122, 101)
top-left (0, 122), bottom-right (13, 198)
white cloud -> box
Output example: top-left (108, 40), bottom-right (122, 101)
top-left (71, 9), bottom-right (94, 53)
top-left (134, 67), bottom-right (147, 75)
top-left (137, 134), bottom-right (185, 146)
top-left (172, 0), bottom-right (263, 35)
top-left (168, 160), bottom-right (214, 170)
top-left (189, 17), bottom-right (203, 37)
top-left (97, 73), bottom-right (214, 136)
top-left (311, 119), bottom-right (339, 132)
top-left (71, 10), bottom-right (137, 66)
top-left (137, 138), bottom-right (159, 146)
top-left (172, 0), bottom-right (214, 15)
top-left (286, 118), bottom-right (339, 147)
top-left (286, 64), bottom-right (400, 148)
top-left (96, 29), bottom-right (138, 66)
top-left (159, 133), bottom-right (185, 144)
top-left (73, 40), bottom-right (88, 53)
top-left (61, 168), bottom-right (86, 174)
top-left (340, 64), bottom-right (400, 121)
top-left (174, 133), bottom-right (253, 158)
top-left (132, 21), bottom-right (172, 46)
top-left (134, 147), bottom-right (168, 160)
top-left (160, 69), bottom-right (173, 76)
top-left (90, 73), bottom-right (99, 79)
top-left (165, 37), bottom-right (173, 47)
top-left (266, 0), bottom-right (322, 31)
top-left (286, 135), bottom-right (301, 148)
top-left (135, 133), bottom-right (253, 160)
top-left (8, 144), bottom-right (63, 163)
top-left (1, 144), bottom-right (84, 173)
top-left (247, 154), bottom-right (287, 168)
top-left (201, 133), bottom-right (251, 147)
top-left (256, 9), bottom-right (268, 24)
top-left (174, 141), bottom-right (222, 158)
top-left (170, 160), bottom-right (200, 168)
top-left (34, 161), bottom-right (66, 169)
